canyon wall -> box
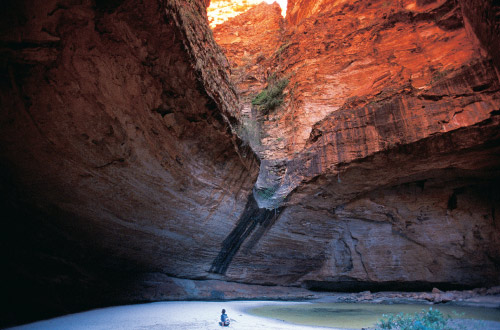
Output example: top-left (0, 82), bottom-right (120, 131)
top-left (0, 0), bottom-right (499, 327)
top-left (0, 0), bottom-right (257, 326)
top-left (214, 0), bottom-right (500, 290)
top-left (458, 0), bottom-right (500, 72)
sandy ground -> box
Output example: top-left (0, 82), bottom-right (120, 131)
top-left (9, 301), bottom-right (344, 330)
top-left (8, 300), bottom-right (500, 330)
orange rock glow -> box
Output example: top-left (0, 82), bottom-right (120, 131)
top-left (208, 0), bottom-right (287, 28)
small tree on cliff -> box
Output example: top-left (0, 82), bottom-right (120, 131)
top-left (251, 76), bottom-right (289, 114)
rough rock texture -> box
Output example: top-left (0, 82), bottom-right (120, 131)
top-left (118, 272), bottom-right (318, 302)
top-left (458, 0), bottom-right (500, 72)
top-left (0, 0), bottom-right (256, 326)
top-left (252, 0), bottom-right (500, 206)
top-left (319, 287), bottom-right (500, 307)
top-left (213, 2), bottom-right (284, 93)
top-left (213, 3), bottom-right (287, 208)
top-left (286, 0), bottom-right (331, 25)
top-left (1, 0), bottom-right (500, 327)
top-left (214, 0), bottom-right (500, 290)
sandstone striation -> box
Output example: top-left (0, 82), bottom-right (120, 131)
top-left (458, 0), bottom-right (500, 72)
top-left (0, 0), bottom-right (499, 327)
top-left (214, 0), bottom-right (500, 290)
top-left (213, 2), bottom-right (284, 91)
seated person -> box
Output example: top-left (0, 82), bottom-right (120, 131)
top-left (219, 309), bottom-right (230, 326)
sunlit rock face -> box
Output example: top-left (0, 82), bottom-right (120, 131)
top-left (213, 3), bottom-right (284, 103)
top-left (216, 0), bottom-right (500, 289)
top-left (286, 0), bottom-right (332, 25)
top-left (208, 0), bottom-right (259, 27)
top-left (208, 0), bottom-right (286, 28)
top-left (252, 0), bottom-right (500, 203)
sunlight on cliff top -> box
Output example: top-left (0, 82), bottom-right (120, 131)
top-left (208, 0), bottom-right (287, 28)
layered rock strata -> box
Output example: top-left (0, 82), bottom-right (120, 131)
top-left (0, 0), bottom-right (499, 326)
top-left (214, 0), bottom-right (500, 290)
top-left (458, 0), bottom-right (500, 72)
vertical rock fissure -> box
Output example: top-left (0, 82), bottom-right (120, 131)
top-left (209, 193), bottom-right (283, 274)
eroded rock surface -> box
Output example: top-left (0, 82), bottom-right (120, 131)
top-left (214, 0), bottom-right (500, 290)
top-left (0, 0), bottom-right (256, 326)
top-left (0, 0), bottom-right (499, 327)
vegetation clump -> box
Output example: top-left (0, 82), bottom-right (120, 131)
top-left (251, 77), bottom-right (289, 113)
top-left (376, 307), bottom-right (463, 330)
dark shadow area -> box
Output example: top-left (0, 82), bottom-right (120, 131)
top-left (303, 280), bottom-right (478, 293)
top-left (209, 193), bottom-right (283, 274)
top-left (0, 163), bottom-right (155, 328)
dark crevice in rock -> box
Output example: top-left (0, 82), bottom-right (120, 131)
top-left (95, 157), bottom-right (126, 169)
top-left (95, 0), bottom-right (125, 13)
top-left (447, 187), bottom-right (466, 211)
top-left (419, 94), bottom-right (446, 101)
top-left (209, 193), bottom-right (283, 275)
top-left (303, 280), bottom-right (478, 293)
top-left (459, 0), bottom-right (500, 71)
top-left (472, 82), bottom-right (492, 92)
top-left (416, 179), bottom-right (426, 191)
top-left (447, 191), bottom-right (458, 210)
top-left (152, 106), bottom-right (174, 117)
top-left (0, 40), bottom-right (61, 50)
top-left (377, 0), bottom-right (464, 33)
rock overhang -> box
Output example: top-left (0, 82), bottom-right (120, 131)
top-left (1, 0), bottom-right (500, 327)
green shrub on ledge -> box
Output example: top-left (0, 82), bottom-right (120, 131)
top-left (252, 77), bottom-right (289, 113)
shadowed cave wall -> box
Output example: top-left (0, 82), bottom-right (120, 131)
top-left (0, 0), bottom-right (258, 326)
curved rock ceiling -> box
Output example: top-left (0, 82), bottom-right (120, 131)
top-left (0, 0), bottom-right (499, 327)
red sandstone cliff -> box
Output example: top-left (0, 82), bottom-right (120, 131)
top-left (215, 0), bottom-right (500, 289)
top-left (0, 0), bottom-right (499, 326)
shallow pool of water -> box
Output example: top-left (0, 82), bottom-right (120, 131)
top-left (248, 302), bottom-right (500, 329)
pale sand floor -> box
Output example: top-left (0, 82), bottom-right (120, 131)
top-left (9, 300), bottom-right (500, 330)
top-left (9, 301), bottom-right (344, 330)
